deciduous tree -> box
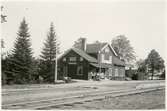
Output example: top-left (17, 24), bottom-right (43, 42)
top-left (145, 49), bottom-right (165, 80)
top-left (111, 35), bottom-right (136, 66)
top-left (73, 37), bottom-right (85, 49)
top-left (136, 59), bottom-right (147, 73)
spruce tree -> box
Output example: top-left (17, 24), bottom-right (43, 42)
top-left (40, 22), bottom-right (60, 83)
top-left (11, 18), bottom-right (33, 84)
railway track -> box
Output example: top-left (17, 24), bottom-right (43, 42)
top-left (2, 80), bottom-right (164, 95)
top-left (2, 86), bottom-right (164, 110)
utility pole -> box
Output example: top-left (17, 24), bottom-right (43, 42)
top-left (99, 43), bottom-right (101, 74)
top-left (98, 42), bottom-right (102, 81)
top-left (54, 54), bottom-right (57, 83)
top-left (54, 38), bottom-right (58, 83)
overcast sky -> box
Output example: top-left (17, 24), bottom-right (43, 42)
top-left (1, 0), bottom-right (166, 60)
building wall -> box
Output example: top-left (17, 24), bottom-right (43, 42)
top-left (58, 45), bottom-right (125, 80)
top-left (87, 53), bottom-right (98, 59)
top-left (98, 45), bottom-right (125, 79)
top-left (110, 65), bottom-right (125, 80)
top-left (98, 45), bottom-right (114, 64)
top-left (58, 50), bottom-right (89, 80)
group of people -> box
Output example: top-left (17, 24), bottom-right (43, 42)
top-left (89, 72), bottom-right (105, 81)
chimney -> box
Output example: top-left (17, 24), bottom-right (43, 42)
top-left (81, 38), bottom-right (87, 51)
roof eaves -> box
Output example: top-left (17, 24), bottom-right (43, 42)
top-left (109, 44), bottom-right (118, 56)
top-left (72, 48), bottom-right (97, 63)
top-left (57, 48), bottom-right (72, 60)
top-left (99, 43), bottom-right (118, 56)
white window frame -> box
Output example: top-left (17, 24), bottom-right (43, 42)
top-left (101, 54), bottom-right (105, 63)
top-left (63, 58), bottom-right (66, 62)
top-left (69, 57), bottom-right (76, 61)
top-left (105, 47), bottom-right (109, 53)
top-left (80, 57), bottom-right (83, 61)
top-left (109, 56), bottom-right (112, 64)
top-left (115, 68), bottom-right (118, 77)
top-left (109, 68), bottom-right (112, 76)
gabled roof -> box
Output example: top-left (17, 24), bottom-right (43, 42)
top-left (86, 42), bottom-right (118, 56)
top-left (90, 63), bottom-right (113, 68)
top-left (113, 56), bottom-right (125, 66)
top-left (58, 48), bottom-right (97, 63)
top-left (86, 43), bottom-right (107, 53)
top-left (72, 48), bottom-right (97, 63)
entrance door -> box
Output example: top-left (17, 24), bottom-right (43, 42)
top-left (109, 68), bottom-right (112, 79)
top-left (68, 64), bottom-right (77, 79)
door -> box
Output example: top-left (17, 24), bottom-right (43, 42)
top-left (109, 68), bottom-right (112, 79)
top-left (68, 64), bottom-right (77, 79)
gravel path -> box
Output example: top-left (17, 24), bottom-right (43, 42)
top-left (55, 89), bottom-right (165, 110)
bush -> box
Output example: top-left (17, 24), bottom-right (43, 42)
top-left (132, 74), bottom-right (138, 80)
top-left (160, 70), bottom-right (165, 79)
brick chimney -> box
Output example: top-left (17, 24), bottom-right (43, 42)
top-left (81, 38), bottom-right (87, 51)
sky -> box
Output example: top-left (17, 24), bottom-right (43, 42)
top-left (1, 0), bottom-right (166, 60)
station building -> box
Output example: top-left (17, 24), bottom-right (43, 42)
top-left (58, 38), bottom-right (125, 80)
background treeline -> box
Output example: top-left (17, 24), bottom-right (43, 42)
top-left (2, 18), bottom-right (60, 84)
top-left (125, 50), bottom-right (165, 80)
top-left (1, 18), bottom-right (165, 85)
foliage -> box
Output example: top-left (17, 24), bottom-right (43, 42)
top-left (39, 22), bottom-right (60, 83)
top-left (29, 58), bottom-right (40, 83)
top-left (125, 68), bottom-right (137, 79)
top-left (93, 40), bottom-right (101, 44)
top-left (1, 6), bottom-right (7, 23)
top-left (136, 59), bottom-right (147, 73)
top-left (9, 18), bottom-right (33, 84)
top-left (73, 37), bottom-right (85, 49)
top-left (2, 53), bottom-right (14, 84)
top-left (145, 49), bottom-right (165, 80)
top-left (1, 39), bottom-right (4, 48)
top-left (111, 35), bottom-right (136, 65)
top-left (160, 70), bottom-right (165, 79)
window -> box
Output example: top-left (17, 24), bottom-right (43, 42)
top-left (69, 57), bottom-right (76, 61)
top-left (101, 54), bottom-right (105, 62)
top-left (110, 56), bottom-right (112, 63)
top-left (80, 57), bottom-right (83, 61)
top-left (115, 68), bottom-right (118, 77)
top-left (104, 55), bottom-right (110, 60)
top-left (77, 66), bottom-right (83, 75)
top-left (105, 47), bottom-right (109, 53)
top-left (120, 69), bottom-right (125, 77)
top-left (109, 68), bottom-right (112, 76)
top-left (101, 54), bottom-right (112, 64)
top-left (63, 58), bottom-right (66, 62)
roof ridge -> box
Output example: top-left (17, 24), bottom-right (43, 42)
top-left (86, 42), bottom-right (107, 45)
